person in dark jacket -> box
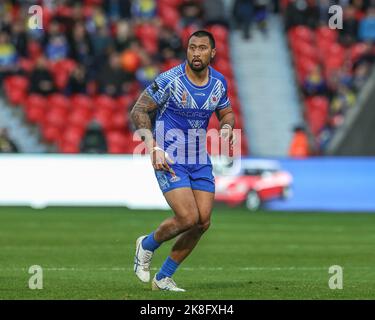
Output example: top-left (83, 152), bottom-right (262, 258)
top-left (29, 56), bottom-right (56, 96)
top-left (80, 121), bottom-right (108, 154)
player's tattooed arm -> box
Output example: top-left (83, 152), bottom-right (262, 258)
top-left (131, 90), bottom-right (172, 172)
top-left (216, 106), bottom-right (236, 145)
top-left (130, 90), bottom-right (158, 152)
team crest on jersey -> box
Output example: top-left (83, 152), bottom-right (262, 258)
top-left (208, 95), bottom-right (219, 110)
top-left (156, 171), bottom-right (170, 190)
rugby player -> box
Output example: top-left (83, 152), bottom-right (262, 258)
top-left (130, 30), bottom-right (235, 291)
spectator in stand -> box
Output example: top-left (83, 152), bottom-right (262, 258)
top-left (233, 0), bottom-right (254, 40)
top-left (114, 21), bottom-right (138, 53)
top-left (68, 22), bottom-right (94, 70)
top-left (86, 5), bottom-right (108, 34)
top-left (56, 3), bottom-right (85, 34)
top-left (284, 0), bottom-right (307, 30)
top-left (339, 5), bottom-right (359, 46)
top-left (289, 125), bottom-right (310, 158)
top-left (254, 0), bottom-right (270, 35)
top-left (157, 26), bottom-right (184, 63)
top-left (330, 84), bottom-right (356, 117)
top-left (0, 9), bottom-right (12, 34)
top-left (131, 0), bottom-right (157, 21)
top-left (317, 0), bottom-right (332, 25)
top-left (97, 52), bottom-right (134, 97)
top-left (10, 20), bottom-right (28, 58)
top-left (102, 0), bottom-right (132, 21)
top-left (80, 120), bottom-right (108, 154)
top-left (43, 20), bottom-right (69, 61)
top-left (179, 1), bottom-right (204, 28)
top-left (203, 0), bottom-right (229, 28)
top-left (336, 62), bottom-right (354, 88)
top-left (302, 66), bottom-right (328, 96)
top-left (29, 56), bottom-right (56, 96)
top-left (65, 64), bottom-right (87, 95)
top-left (304, 0), bottom-right (320, 29)
top-left (0, 128), bottom-right (18, 153)
top-left (317, 122), bottom-right (334, 152)
top-left (135, 53), bottom-right (159, 89)
top-left (359, 7), bottom-right (375, 41)
top-left (92, 25), bottom-right (113, 59)
top-left (0, 31), bottom-right (18, 84)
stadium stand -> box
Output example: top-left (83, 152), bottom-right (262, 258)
top-left (282, 0), bottom-right (375, 154)
top-left (0, 0), bottom-right (248, 155)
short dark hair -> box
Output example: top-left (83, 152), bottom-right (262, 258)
top-left (188, 30), bottom-right (216, 49)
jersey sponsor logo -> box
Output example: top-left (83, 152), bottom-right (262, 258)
top-left (173, 109), bottom-right (210, 118)
top-left (188, 119), bottom-right (205, 129)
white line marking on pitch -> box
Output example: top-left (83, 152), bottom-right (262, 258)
top-left (0, 266), bottom-right (373, 272)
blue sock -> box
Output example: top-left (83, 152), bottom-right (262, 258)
top-left (141, 232), bottom-right (161, 252)
top-left (156, 256), bottom-right (179, 280)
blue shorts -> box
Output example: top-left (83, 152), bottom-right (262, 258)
top-left (154, 163), bottom-right (215, 194)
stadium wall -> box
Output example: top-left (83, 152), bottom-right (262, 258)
top-left (0, 155), bottom-right (374, 212)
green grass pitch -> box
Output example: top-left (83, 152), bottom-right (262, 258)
top-left (0, 206), bottom-right (374, 299)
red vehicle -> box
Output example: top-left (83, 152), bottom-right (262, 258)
top-left (213, 158), bottom-right (293, 211)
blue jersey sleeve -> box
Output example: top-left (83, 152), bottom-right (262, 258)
top-left (216, 78), bottom-right (230, 110)
top-left (145, 73), bottom-right (171, 107)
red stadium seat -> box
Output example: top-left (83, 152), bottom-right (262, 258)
top-left (42, 124), bottom-right (62, 143)
top-left (18, 58), bottom-right (35, 73)
top-left (181, 25), bottom-right (199, 48)
top-left (25, 95), bottom-right (47, 124)
top-left (135, 24), bottom-right (159, 55)
top-left (305, 96), bottom-right (329, 135)
top-left (162, 58), bottom-right (183, 72)
top-left (61, 126), bottom-right (84, 145)
top-left (71, 95), bottom-right (93, 111)
top-left (93, 108), bottom-right (113, 131)
top-left (4, 76), bottom-right (29, 105)
top-left (47, 94), bottom-right (71, 111)
top-left (350, 43), bottom-right (368, 62)
top-left (159, 6), bottom-right (180, 30)
top-left (292, 41), bottom-right (320, 62)
top-left (117, 95), bottom-right (134, 111)
top-left (59, 141), bottom-right (80, 153)
top-left (68, 107), bottom-right (92, 128)
top-left (288, 26), bottom-right (314, 43)
top-left (93, 95), bottom-right (117, 111)
top-left (27, 41), bottom-right (43, 60)
top-left (316, 26), bottom-right (338, 43)
top-left (107, 131), bottom-right (127, 153)
top-left (111, 112), bottom-right (128, 131)
top-left (158, 0), bottom-right (183, 8)
top-left (45, 106), bottom-right (68, 128)
top-left (207, 25), bottom-right (228, 43)
top-left (5, 75), bottom-right (29, 92)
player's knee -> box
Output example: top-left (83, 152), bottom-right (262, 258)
top-left (197, 220), bottom-right (211, 233)
top-left (177, 215), bottom-right (199, 231)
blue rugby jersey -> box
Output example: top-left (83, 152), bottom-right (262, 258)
top-left (146, 61), bottom-right (230, 164)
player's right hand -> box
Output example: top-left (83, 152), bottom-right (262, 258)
top-left (150, 147), bottom-right (174, 172)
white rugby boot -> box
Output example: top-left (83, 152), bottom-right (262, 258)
top-left (152, 274), bottom-right (186, 292)
top-left (134, 235), bottom-right (153, 282)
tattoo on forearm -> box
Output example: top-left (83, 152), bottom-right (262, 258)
top-left (130, 91), bottom-right (158, 143)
